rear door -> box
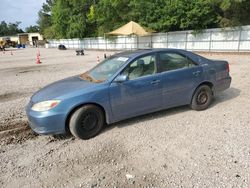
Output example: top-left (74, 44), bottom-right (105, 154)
top-left (158, 51), bottom-right (204, 108)
top-left (109, 53), bottom-right (162, 120)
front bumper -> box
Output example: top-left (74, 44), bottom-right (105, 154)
top-left (25, 102), bottom-right (66, 135)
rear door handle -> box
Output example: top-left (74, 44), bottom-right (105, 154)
top-left (193, 71), bottom-right (201, 76)
top-left (150, 80), bottom-right (160, 85)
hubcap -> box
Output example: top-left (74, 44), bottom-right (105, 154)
top-left (81, 112), bottom-right (98, 131)
top-left (197, 91), bottom-right (208, 105)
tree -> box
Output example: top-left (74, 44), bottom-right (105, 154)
top-left (94, 0), bottom-right (218, 34)
top-left (36, 0), bottom-right (250, 39)
top-left (128, 0), bottom-right (218, 32)
top-left (25, 25), bottom-right (39, 33)
top-left (210, 0), bottom-right (250, 27)
top-left (51, 0), bottom-right (97, 39)
top-left (0, 21), bottom-right (23, 36)
top-left (37, 0), bottom-right (55, 38)
top-left (0, 21), bottom-right (8, 36)
top-left (94, 0), bottom-right (135, 35)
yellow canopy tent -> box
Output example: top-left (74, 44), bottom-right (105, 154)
top-left (107, 21), bottom-right (154, 49)
top-left (108, 21), bottom-right (152, 36)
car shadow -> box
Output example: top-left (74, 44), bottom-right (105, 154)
top-left (50, 87), bottom-right (241, 140)
top-left (103, 87), bottom-right (241, 133)
top-left (104, 106), bottom-right (189, 131)
top-left (211, 87), bottom-right (241, 107)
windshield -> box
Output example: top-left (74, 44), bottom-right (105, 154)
top-left (80, 56), bottom-right (129, 82)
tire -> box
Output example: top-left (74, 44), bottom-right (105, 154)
top-left (190, 85), bottom-right (213, 111)
top-left (69, 105), bottom-right (104, 139)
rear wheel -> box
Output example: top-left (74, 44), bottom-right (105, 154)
top-left (190, 85), bottom-right (213, 111)
top-left (69, 105), bottom-right (104, 139)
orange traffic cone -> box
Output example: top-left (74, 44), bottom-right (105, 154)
top-left (36, 54), bottom-right (41, 64)
top-left (97, 56), bottom-right (100, 63)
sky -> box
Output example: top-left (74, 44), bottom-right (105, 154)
top-left (0, 0), bottom-right (46, 30)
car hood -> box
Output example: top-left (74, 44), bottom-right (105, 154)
top-left (31, 75), bottom-right (96, 103)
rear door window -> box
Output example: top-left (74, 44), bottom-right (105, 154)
top-left (158, 52), bottom-right (196, 72)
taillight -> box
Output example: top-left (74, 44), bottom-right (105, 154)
top-left (226, 63), bottom-right (230, 72)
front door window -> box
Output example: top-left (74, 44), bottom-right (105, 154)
top-left (121, 54), bottom-right (157, 80)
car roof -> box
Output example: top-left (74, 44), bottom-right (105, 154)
top-left (112, 48), bottom-right (210, 65)
top-left (114, 48), bottom-right (189, 58)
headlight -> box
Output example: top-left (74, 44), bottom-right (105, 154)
top-left (31, 100), bottom-right (61, 112)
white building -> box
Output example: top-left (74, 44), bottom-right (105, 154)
top-left (0, 33), bottom-right (44, 45)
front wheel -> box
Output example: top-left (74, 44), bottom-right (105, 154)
top-left (190, 85), bottom-right (213, 111)
top-left (69, 105), bottom-right (104, 139)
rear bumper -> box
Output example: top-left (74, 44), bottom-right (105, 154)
top-left (214, 76), bottom-right (232, 94)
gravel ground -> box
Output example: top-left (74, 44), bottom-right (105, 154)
top-left (0, 48), bottom-right (250, 187)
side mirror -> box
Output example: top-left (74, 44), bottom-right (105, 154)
top-left (114, 75), bottom-right (128, 83)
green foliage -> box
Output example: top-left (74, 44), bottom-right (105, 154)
top-left (0, 21), bottom-right (23, 36)
top-left (37, 0), bottom-right (55, 38)
top-left (91, 0), bottom-right (218, 34)
top-left (37, 0), bottom-right (250, 39)
top-left (94, 0), bottom-right (134, 35)
top-left (25, 25), bottom-right (40, 33)
top-left (210, 0), bottom-right (250, 27)
top-left (43, 26), bottom-right (57, 39)
top-left (50, 0), bottom-right (96, 39)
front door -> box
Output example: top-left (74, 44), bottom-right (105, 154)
top-left (109, 53), bottom-right (162, 120)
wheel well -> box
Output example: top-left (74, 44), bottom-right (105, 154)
top-left (65, 103), bottom-right (106, 134)
top-left (194, 81), bottom-right (214, 97)
top-left (198, 81), bottom-right (214, 91)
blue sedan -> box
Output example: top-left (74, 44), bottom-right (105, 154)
top-left (26, 49), bottom-right (231, 139)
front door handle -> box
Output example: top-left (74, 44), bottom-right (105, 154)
top-left (150, 80), bottom-right (160, 85)
top-left (193, 71), bottom-right (201, 77)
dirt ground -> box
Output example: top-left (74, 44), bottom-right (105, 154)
top-left (0, 48), bottom-right (250, 187)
